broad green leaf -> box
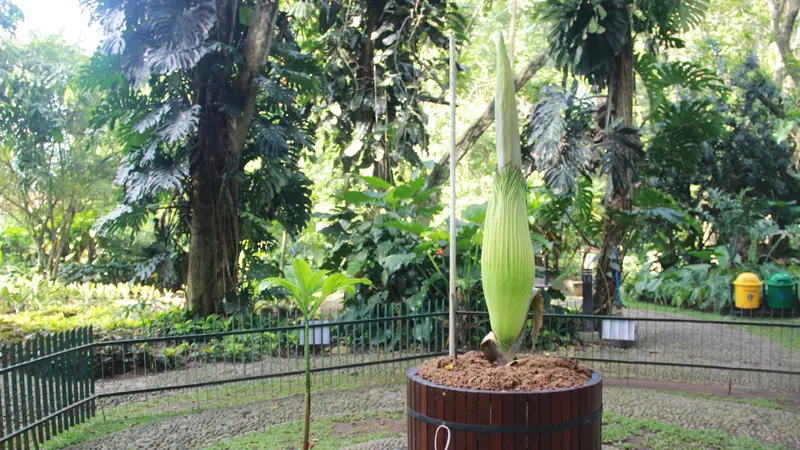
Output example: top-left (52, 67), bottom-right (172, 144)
top-left (386, 178), bottom-right (424, 203)
top-left (379, 220), bottom-right (427, 235)
top-left (380, 253), bottom-right (417, 274)
top-left (342, 191), bottom-right (376, 205)
top-left (462, 203), bottom-right (487, 223)
top-left (421, 229), bottom-right (448, 242)
top-left (588, 17), bottom-right (599, 33)
top-left (261, 278), bottom-right (303, 307)
top-left (361, 175), bottom-right (391, 190)
top-left (292, 259), bottom-right (327, 298)
top-left (412, 189), bottom-right (438, 205)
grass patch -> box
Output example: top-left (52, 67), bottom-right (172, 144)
top-left (654, 390), bottom-right (783, 410)
top-left (42, 409), bottom-right (187, 449)
top-left (625, 299), bottom-right (800, 353)
top-left (38, 373), bottom-right (408, 448)
top-left (201, 411), bottom-right (405, 450)
top-left (603, 411), bottom-right (785, 449)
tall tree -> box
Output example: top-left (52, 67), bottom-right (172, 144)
top-left (85, 0), bottom-right (314, 314)
top-left (542, 0), bottom-right (707, 314)
top-left (0, 37), bottom-right (116, 278)
top-left (768, 0), bottom-right (800, 88)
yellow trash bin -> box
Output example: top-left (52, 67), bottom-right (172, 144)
top-left (733, 272), bottom-right (762, 309)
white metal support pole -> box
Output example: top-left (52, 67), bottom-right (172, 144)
top-left (448, 31), bottom-right (457, 358)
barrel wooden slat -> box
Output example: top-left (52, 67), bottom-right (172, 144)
top-left (416, 384), bottom-right (428, 448)
top-left (489, 393), bottom-right (502, 449)
top-left (465, 391), bottom-right (478, 450)
top-left (501, 393), bottom-right (514, 450)
top-left (407, 368), bottom-right (602, 450)
top-left (442, 388), bottom-right (454, 450)
top-left (579, 382), bottom-right (591, 449)
top-left (571, 388), bottom-right (580, 450)
top-left (539, 390), bottom-right (552, 449)
top-left (527, 393), bottom-right (540, 449)
top-left (551, 392), bottom-right (562, 449)
top-left (594, 380), bottom-right (603, 445)
top-left (422, 386), bottom-right (436, 448)
top-left (557, 390), bottom-right (572, 448)
top-left (514, 394), bottom-right (526, 449)
top-left (407, 381), bottom-right (413, 446)
top-left (454, 390), bottom-right (466, 449)
top-left (477, 393), bottom-right (490, 450)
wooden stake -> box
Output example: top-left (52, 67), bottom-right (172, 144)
top-left (449, 31), bottom-right (458, 358)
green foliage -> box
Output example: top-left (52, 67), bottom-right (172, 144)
top-left (260, 258), bottom-right (369, 450)
top-left (0, 37), bottom-right (117, 279)
top-left (0, 0), bottom-right (22, 32)
top-left (303, 0), bottom-right (465, 180)
top-left (625, 261), bottom-right (800, 312)
top-left (545, 0), bottom-right (630, 87)
top-left (603, 411), bottom-right (784, 450)
top-left (525, 86), bottom-right (593, 195)
top-left (262, 259), bottom-right (371, 318)
top-left (320, 176), bottom-right (451, 313)
top-left (82, 0), bottom-right (318, 307)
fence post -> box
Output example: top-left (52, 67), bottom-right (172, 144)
top-left (582, 269), bottom-right (594, 332)
top-left (1, 345), bottom-right (9, 450)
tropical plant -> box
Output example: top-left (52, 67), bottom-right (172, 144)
top-left (261, 259), bottom-right (370, 450)
top-left (298, 0), bottom-right (465, 183)
top-left (83, 0), bottom-right (316, 314)
top-left (540, 0), bottom-right (710, 315)
top-left (0, 37), bottom-right (118, 279)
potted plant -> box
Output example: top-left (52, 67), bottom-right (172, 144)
top-left (405, 35), bottom-right (602, 449)
top-left (263, 259), bottom-right (370, 450)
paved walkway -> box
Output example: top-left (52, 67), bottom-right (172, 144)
top-left (553, 308), bottom-right (800, 393)
top-left (66, 382), bottom-right (800, 450)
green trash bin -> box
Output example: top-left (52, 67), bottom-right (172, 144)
top-left (766, 273), bottom-right (796, 309)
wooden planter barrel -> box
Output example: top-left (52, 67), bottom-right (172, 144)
top-left (407, 367), bottom-right (602, 450)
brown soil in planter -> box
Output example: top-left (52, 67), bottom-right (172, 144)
top-left (416, 351), bottom-right (592, 391)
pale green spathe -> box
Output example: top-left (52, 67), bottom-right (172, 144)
top-left (481, 167), bottom-right (536, 350)
top-left (494, 35), bottom-right (522, 171)
top-left (481, 33), bottom-right (536, 351)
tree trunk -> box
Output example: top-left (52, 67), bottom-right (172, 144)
top-left (186, 145), bottom-right (240, 314)
top-left (47, 204), bottom-right (75, 280)
top-left (593, 32), bottom-right (635, 316)
top-left (185, 0), bottom-right (280, 314)
top-left (424, 51), bottom-right (548, 191)
top-left (769, 0), bottom-right (800, 88)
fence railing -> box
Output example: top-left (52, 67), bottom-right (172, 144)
top-left (1, 301), bottom-right (798, 449)
top-left (0, 327), bottom-right (94, 450)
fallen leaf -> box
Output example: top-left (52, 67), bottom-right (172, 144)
top-left (444, 364), bottom-right (453, 370)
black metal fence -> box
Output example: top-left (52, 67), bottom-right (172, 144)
top-left (1, 298), bottom-right (799, 449)
top-left (0, 327), bottom-right (94, 449)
